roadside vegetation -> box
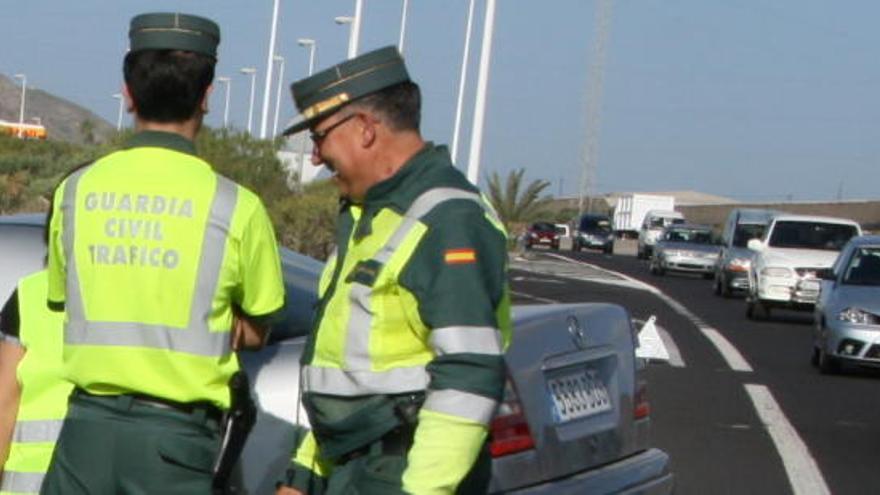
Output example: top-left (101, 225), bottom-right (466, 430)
top-left (0, 130), bottom-right (338, 260)
top-left (0, 133), bottom-right (569, 259)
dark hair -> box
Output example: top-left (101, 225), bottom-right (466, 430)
top-left (123, 50), bottom-right (215, 122)
top-left (351, 81), bottom-right (421, 132)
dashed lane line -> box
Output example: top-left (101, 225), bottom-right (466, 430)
top-left (745, 384), bottom-right (831, 495)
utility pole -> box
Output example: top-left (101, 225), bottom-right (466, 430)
top-left (466, 0), bottom-right (497, 185)
top-left (577, 0), bottom-right (612, 217)
top-left (259, 0), bottom-right (281, 139)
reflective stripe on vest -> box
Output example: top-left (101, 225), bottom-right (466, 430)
top-left (12, 419), bottom-right (64, 444)
top-left (423, 389), bottom-right (498, 424)
top-left (304, 187), bottom-right (504, 395)
top-left (60, 169), bottom-right (238, 358)
top-left (0, 471), bottom-right (45, 494)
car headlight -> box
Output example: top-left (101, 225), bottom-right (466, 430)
top-left (837, 307), bottom-right (880, 325)
top-left (761, 267), bottom-right (792, 278)
top-left (728, 257), bottom-right (751, 271)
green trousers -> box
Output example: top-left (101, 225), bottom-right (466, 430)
top-left (40, 392), bottom-right (221, 495)
top-left (316, 441), bottom-right (492, 495)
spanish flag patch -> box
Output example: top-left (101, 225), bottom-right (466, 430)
top-left (444, 248), bottom-right (477, 264)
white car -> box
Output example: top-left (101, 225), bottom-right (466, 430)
top-left (637, 210), bottom-right (685, 259)
top-left (746, 214), bottom-right (861, 320)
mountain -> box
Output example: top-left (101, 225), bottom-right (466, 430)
top-left (0, 74), bottom-right (114, 145)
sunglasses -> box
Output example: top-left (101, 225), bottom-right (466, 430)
top-left (309, 113), bottom-right (358, 145)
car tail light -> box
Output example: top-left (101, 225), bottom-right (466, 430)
top-left (489, 378), bottom-right (535, 457)
top-left (634, 378), bottom-right (650, 420)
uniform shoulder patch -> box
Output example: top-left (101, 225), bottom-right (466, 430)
top-left (444, 248), bottom-right (476, 264)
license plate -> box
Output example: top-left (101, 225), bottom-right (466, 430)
top-left (547, 369), bottom-right (612, 423)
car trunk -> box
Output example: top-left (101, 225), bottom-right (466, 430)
top-left (490, 303), bottom-right (644, 492)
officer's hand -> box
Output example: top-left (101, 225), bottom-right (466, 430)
top-left (231, 314), bottom-right (268, 351)
top-left (275, 486), bottom-right (305, 495)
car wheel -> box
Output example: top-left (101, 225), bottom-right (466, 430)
top-left (746, 298), bottom-right (768, 320)
top-left (713, 274), bottom-right (722, 296)
top-left (552, 243), bottom-right (559, 251)
top-left (818, 348), bottom-right (840, 374)
top-left (702, 272), bottom-right (713, 280)
top-left (637, 247), bottom-right (644, 260)
top-left (720, 276), bottom-right (732, 298)
top-left (604, 245), bottom-right (613, 255)
top-left (811, 346), bottom-right (820, 367)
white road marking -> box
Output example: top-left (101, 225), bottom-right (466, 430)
top-left (510, 290), bottom-right (558, 304)
top-left (657, 325), bottom-right (686, 368)
top-left (744, 384), bottom-right (831, 495)
top-left (698, 326), bottom-right (753, 372)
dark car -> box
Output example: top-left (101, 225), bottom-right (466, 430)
top-left (573, 214), bottom-right (614, 254)
top-left (525, 222), bottom-right (561, 250)
top-left (0, 214), bottom-right (674, 494)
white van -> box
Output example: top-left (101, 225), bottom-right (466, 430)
top-left (637, 210), bottom-right (685, 259)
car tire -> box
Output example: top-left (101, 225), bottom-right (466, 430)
top-left (746, 298), bottom-right (768, 320)
top-left (637, 247), bottom-right (644, 260)
top-left (818, 348), bottom-right (840, 374)
top-left (713, 274), bottom-right (722, 296)
top-left (720, 278), bottom-right (732, 298)
top-left (702, 272), bottom-right (714, 280)
top-left (811, 346), bottom-right (820, 367)
top-left (604, 245), bottom-right (613, 255)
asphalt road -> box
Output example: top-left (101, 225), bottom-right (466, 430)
top-left (509, 248), bottom-right (879, 495)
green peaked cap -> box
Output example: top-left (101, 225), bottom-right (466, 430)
top-left (282, 46), bottom-right (410, 136)
top-left (129, 13), bottom-right (220, 58)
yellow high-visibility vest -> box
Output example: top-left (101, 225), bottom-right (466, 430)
top-left (1, 270), bottom-right (71, 495)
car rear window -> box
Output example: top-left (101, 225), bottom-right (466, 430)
top-left (579, 216), bottom-right (611, 232)
top-left (768, 221), bottom-right (858, 251)
top-left (664, 228), bottom-right (713, 244)
top-left (733, 224), bottom-right (766, 247)
top-left (531, 222), bottom-right (557, 232)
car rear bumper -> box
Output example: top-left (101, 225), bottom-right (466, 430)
top-left (495, 448), bottom-right (674, 495)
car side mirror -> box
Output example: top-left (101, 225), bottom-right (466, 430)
top-left (747, 238), bottom-right (763, 251)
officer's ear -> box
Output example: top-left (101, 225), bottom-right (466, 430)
top-left (200, 85), bottom-right (214, 114)
top-left (122, 85), bottom-right (136, 113)
top-left (359, 112), bottom-right (378, 148)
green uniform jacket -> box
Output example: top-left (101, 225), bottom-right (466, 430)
top-left (292, 143), bottom-right (512, 494)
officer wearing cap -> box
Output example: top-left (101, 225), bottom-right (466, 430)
top-left (41, 12), bottom-right (285, 494)
top-left (276, 46), bottom-right (512, 494)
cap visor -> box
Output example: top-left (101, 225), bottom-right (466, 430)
top-left (281, 116), bottom-right (312, 136)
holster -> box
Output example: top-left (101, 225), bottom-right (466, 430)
top-left (211, 371), bottom-right (257, 495)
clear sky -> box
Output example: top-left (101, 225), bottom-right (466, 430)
top-left (2, 1), bottom-right (878, 202)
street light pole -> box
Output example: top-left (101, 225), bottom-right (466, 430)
top-left (451, 0), bottom-right (476, 165)
top-left (298, 38), bottom-right (317, 76)
top-left (241, 67), bottom-right (257, 135)
top-left (334, 16), bottom-right (356, 60)
top-left (398, 0), bottom-right (409, 53)
top-left (14, 74), bottom-right (26, 139)
top-left (272, 55), bottom-right (285, 137)
top-left (217, 76), bottom-right (232, 128)
top-left (351, 0), bottom-right (363, 58)
top-left (466, 0), bottom-right (497, 185)
top-left (295, 38), bottom-right (318, 183)
top-left (259, 0), bottom-right (281, 139)
top-left (112, 93), bottom-right (124, 131)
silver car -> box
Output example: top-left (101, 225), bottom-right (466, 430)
top-left (0, 214), bottom-right (673, 494)
top-left (649, 224), bottom-right (720, 279)
top-left (813, 235), bottom-right (880, 374)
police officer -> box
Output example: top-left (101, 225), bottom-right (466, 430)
top-left (42, 12), bottom-right (285, 494)
top-left (0, 269), bottom-right (70, 495)
top-left (276, 46), bottom-right (511, 494)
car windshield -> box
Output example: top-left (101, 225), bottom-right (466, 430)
top-left (768, 221), bottom-right (858, 251)
top-left (531, 222), bottom-right (556, 233)
top-left (733, 224), bottom-right (766, 248)
top-left (664, 228), bottom-right (713, 244)
top-left (843, 247), bottom-right (880, 286)
top-left (579, 217), bottom-right (611, 232)
top-left (650, 216), bottom-right (681, 228)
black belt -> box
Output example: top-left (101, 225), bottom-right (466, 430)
top-left (337, 425), bottom-right (414, 465)
top-left (73, 388), bottom-right (224, 424)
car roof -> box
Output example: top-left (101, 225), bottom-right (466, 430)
top-left (847, 235), bottom-right (880, 247)
top-left (770, 213), bottom-right (860, 226)
top-left (734, 208), bottom-right (779, 224)
top-left (0, 213), bottom-right (46, 227)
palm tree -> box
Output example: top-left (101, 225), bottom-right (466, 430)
top-left (486, 168), bottom-right (552, 232)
